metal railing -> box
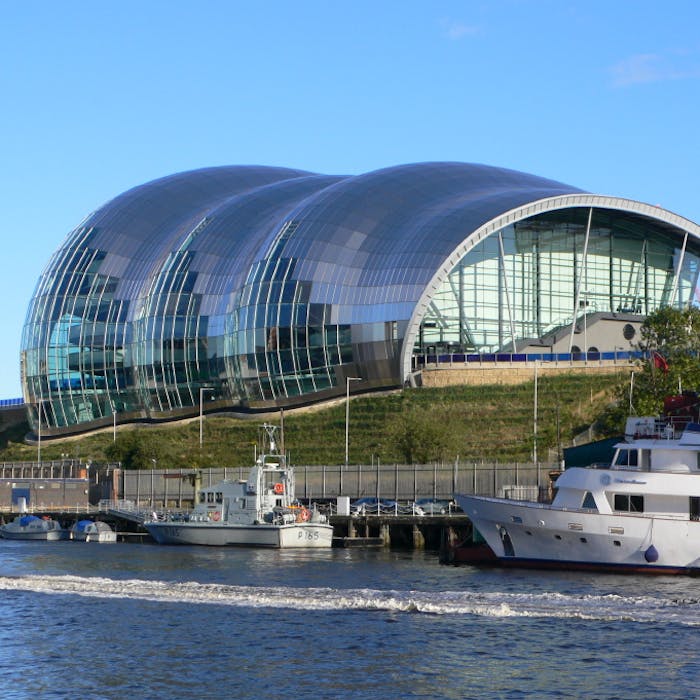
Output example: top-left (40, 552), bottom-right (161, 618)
top-left (414, 350), bottom-right (639, 367)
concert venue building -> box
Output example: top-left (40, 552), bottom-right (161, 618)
top-left (20, 162), bottom-right (700, 436)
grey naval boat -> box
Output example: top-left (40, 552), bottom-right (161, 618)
top-left (145, 424), bottom-right (333, 548)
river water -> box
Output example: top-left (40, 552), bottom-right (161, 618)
top-left (0, 541), bottom-right (698, 700)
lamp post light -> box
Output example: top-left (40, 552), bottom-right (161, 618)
top-left (533, 361), bottom-right (538, 466)
top-left (199, 387), bottom-right (214, 447)
top-left (37, 401), bottom-right (42, 465)
top-left (583, 289), bottom-right (589, 362)
top-left (345, 377), bottom-right (362, 467)
top-left (111, 402), bottom-right (117, 443)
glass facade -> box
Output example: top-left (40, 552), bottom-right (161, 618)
top-left (20, 163), bottom-right (700, 434)
top-left (421, 208), bottom-right (700, 353)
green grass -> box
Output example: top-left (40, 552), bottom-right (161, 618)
top-left (0, 371), bottom-right (626, 468)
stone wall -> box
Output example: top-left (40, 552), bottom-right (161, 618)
top-left (419, 362), bottom-right (632, 388)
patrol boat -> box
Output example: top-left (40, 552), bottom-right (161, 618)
top-left (455, 394), bottom-right (700, 575)
top-left (145, 424), bottom-right (333, 548)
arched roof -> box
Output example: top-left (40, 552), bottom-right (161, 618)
top-left (46, 160), bottom-right (587, 329)
top-left (23, 161), bottom-right (700, 432)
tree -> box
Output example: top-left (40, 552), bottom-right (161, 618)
top-left (628, 306), bottom-right (700, 416)
top-left (105, 430), bottom-right (162, 470)
top-left (390, 406), bottom-right (454, 463)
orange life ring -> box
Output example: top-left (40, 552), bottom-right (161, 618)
top-left (212, 511), bottom-right (221, 521)
top-left (299, 507), bottom-right (310, 522)
top-left (273, 482), bottom-right (285, 495)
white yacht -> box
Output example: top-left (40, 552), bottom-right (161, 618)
top-left (455, 396), bottom-right (700, 574)
top-left (0, 515), bottom-right (68, 541)
top-left (145, 424), bottom-right (333, 548)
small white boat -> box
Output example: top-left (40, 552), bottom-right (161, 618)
top-left (0, 515), bottom-right (68, 541)
top-left (70, 519), bottom-right (117, 543)
top-left (455, 393), bottom-right (700, 575)
top-left (145, 423), bottom-right (334, 548)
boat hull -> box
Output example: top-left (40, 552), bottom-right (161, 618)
top-left (145, 521), bottom-right (333, 548)
top-left (0, 527), bottom-right (67, 541)
top-left (72, 531), bottom-right (117, 543)
top-left (455, 494), bottom-right (700, 575)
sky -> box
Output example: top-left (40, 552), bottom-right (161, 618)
top-left (1, 0), bottom-right (699, 399)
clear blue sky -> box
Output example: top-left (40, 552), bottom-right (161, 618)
top-left (1, 0), bottom-right (699, 398)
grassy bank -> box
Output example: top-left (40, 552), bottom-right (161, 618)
top-left (0, 372), bottom-right (626, 468)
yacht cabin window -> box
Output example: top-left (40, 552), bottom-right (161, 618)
top-left (216, 492), bottom-right (223, 503)
top-left (614, 449), bottom-right (638, 468)
top-left (581, 491), bottom-right (597, 510)
top-left (690, 497), bottom-right (700, 522)
top-left (613, 494), bottom-right (644, 512)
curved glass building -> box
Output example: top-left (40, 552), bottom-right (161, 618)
top-left (21, 162), bottom-right (700, 435)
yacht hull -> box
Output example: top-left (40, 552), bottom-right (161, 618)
top-left (455, 494), bottom-right (700, 574)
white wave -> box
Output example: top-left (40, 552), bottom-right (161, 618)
top-left (0, 575), bottom-right (698, 625)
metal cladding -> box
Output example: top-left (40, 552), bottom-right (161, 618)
top-left (21, 162), bottom-right (700, 434)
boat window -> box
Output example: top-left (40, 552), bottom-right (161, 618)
top-left (207, 492), bottom-right (214, 503)
top-left (690, 497), bottom-right (700, 522)
top-left (582, 491), bottom-right (597, 510)
top-left (216, 492), bottom-right (223, 503)
top-left (615, 449), bottom-right (638, 467)
top-left (199, 492), bottom-right (205, 504)
top-left (613, 494), bottom-right (644, 512)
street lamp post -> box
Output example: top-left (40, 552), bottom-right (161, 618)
top-left (345, 377), bottom-right (362, 467)
top-left (37, 402), bottom-right (42, 465)
top-left (533, 361), bottom-right (538, 466)
top-left (199, 387), bottom-right (214, 447)
top-left (111, 402), bottom-right (117, 443)
top-left (583, 289), bottom-right (589, 362)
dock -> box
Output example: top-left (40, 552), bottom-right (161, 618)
top-left (330, 513), bottom-right (472, 550)
top-left (0, 503), bottom-right (474, 551)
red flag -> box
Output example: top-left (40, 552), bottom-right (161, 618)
top-left (652, 351), bottom-right (669, 373)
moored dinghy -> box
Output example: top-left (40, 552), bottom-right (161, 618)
top-left (71, 519), bottom-right (117, 543)
top-left (145, 423), bottom-right (333, 548)
top-left (0, 514), bottom-right (68, 541)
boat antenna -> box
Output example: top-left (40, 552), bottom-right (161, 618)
top-left (261, 423), bottom-right (278, 454)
